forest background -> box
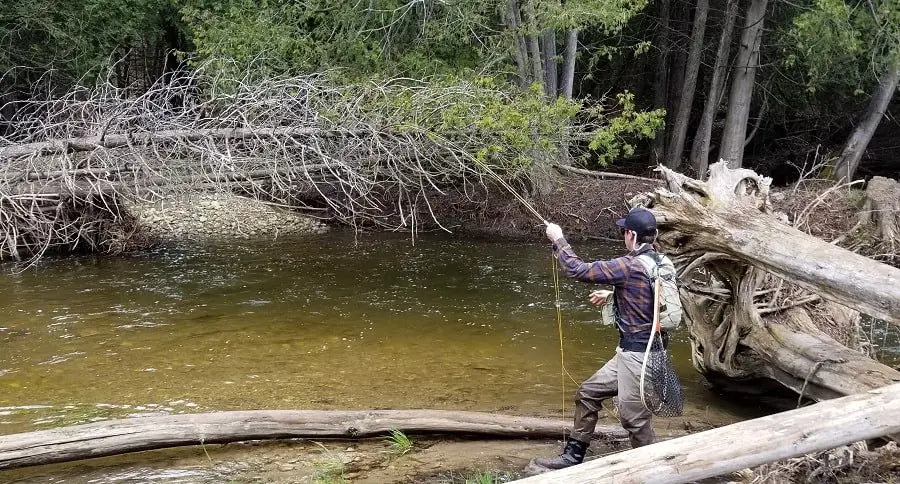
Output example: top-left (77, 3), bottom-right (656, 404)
top-left (1, 0), bottom-right (898, 193)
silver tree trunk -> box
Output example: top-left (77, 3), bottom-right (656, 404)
top-left (0, 410), bottom-right (623, 470)
top-left (520, 383), bottom-right (900, 484)
top-left (541, 28), bottom-right (558, 97)
top-left (523, 0), bottom-right (544, 88)
top-left (665, 0), bottom-right (709, 169)
top-left (650, 0), bottom-right (671, 165)
top-left (689, 0), bottom-right (739, 177)
top-left (718, 0), bottom-right (767, 168)
top-left (834, 64), bottom-right (900, 182)
top-left (507, 0), bottom-right (531, 87)
top-left (561, 29), bottom-right (578, 99)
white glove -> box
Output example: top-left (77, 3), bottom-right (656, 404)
top-left (545, 223), bottom-right (564, 242)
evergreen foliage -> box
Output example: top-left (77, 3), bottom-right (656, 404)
top-left (1, 0), bottom-right (897, 177)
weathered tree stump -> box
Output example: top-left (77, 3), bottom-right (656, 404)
top-left (859, 176), bottom-right (899, 248)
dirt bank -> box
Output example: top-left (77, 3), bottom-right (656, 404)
top-left (429, 176), bottom-right (661, 242)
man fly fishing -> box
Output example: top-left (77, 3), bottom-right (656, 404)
top-left (535, 207), bottom-right (667, 469)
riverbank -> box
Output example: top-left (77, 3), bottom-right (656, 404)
top-left (113, 175), bottom-right (659, 249)
top-left (5, 432), bottom-right (897, 483)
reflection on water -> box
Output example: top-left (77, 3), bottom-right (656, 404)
top-left (0, 231), bottom-right (754, 437)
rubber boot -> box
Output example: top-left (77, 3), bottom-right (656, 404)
top-left (534, 438), bottom-right (588, 469)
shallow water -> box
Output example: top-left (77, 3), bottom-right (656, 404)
top-left (0, 231), bottom-right (763, 480)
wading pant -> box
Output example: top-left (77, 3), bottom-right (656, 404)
top-left (569, 347), bottom-right (655, 448)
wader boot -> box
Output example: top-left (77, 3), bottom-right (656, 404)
top-left (534, 438), bottom-right (588, 469)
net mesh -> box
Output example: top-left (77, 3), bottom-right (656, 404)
top-left (640, 333), bottom-right (684, 417)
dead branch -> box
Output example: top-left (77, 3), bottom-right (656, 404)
top-left (553, 164), bottom-right (662, 182)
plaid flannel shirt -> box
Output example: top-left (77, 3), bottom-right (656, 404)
top-left (552, 237), bottom-right (656, 350)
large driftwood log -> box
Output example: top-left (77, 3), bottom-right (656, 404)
top-left (639, 162), bottom-right (900, 399)
top-left (0, 410), bottom-right (624, 470)
top-left (5, 165), bottom-right (336, 197)
top-left (0, 128), bottom-right (359, 161)
top-left (520, 382), bottom-right (900, 484)
top-left (651, 164), bottom-right (899, 325)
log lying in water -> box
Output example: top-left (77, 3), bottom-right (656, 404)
top-left (0, 409), bottom-right (624, 470)
top-left (520, 382), bottom-right (900, 484)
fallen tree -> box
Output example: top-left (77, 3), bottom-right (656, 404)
top-left (520, 382), bottom-right (900, 483)
top-left (0, 410), bottom-right (626, 470)
top-left (0, 70), bottom-right (581, 262)
top-left (633, 162), bottom-right (900, 400)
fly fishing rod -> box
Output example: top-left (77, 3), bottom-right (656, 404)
top-left (469, 160), bottom-right (580, 433)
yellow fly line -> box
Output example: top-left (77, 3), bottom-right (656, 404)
top-left (471, 159), bottom-right (578, 425)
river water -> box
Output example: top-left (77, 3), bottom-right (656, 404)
top-left (0, 231), bottom-right (770, 480)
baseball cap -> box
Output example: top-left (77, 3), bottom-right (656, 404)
top-left (615, 207), bottom-right (657, 236)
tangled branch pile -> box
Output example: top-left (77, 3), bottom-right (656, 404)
top-left (0, 65), bottom-right (584, 262)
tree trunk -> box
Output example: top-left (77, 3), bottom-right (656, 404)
top-left (718, 0), bottom-right (767, 168)
top-left (507, 0), bottom-right (531, 87)
top-left (520, 383), bottom-right (900, 484)
top-left (560, 29), bottom-right (578, 99)
top-left (522, 0), bottom-right (544, 90)
top-left (834, 64), bottom-right (900, 182)
top-left (631, 162), bottom-right (900, 401)
top-left (689, 0), bottom-right (739, 177)
top-left (554, 164), bottom-right (664, 182)
top-left (6, 165), bottom-right (335, 197)
top-left (541, 28), bottom-right (559, 98)
top-left (0, 410), bottom-right (624, 470)
top-left (668, 0), bottom-right (691, 118)
top-left (858, 176), bottom-right (900, 245)
top-left (665, 0), bottom-right (709, 169)
top-left (650, 0), bottom-right (672, 165)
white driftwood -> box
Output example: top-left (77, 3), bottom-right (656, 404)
top-left (632, 162), bottom-right (900, 403)
top-left (0, 410), bottom-right (624, 470)
top-left (652, 162), bottom-right (900, 326)
top-left (859, 176), bottom-right (900, 244)
top-left (520, 382), bottom-right (900, 484)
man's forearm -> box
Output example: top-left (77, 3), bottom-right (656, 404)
top-left (552, 238), bottom-right (627, 285)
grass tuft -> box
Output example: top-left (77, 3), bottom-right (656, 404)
top-left (311, 441), bottom-right (347, 484)
top-left (385, 428), bottom-right (414, 456)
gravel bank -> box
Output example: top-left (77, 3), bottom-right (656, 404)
top-left (127, 194), bottom-right (327, 241)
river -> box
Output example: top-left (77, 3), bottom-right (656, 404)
top-left (0, 231), bottom-right (784, 481)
